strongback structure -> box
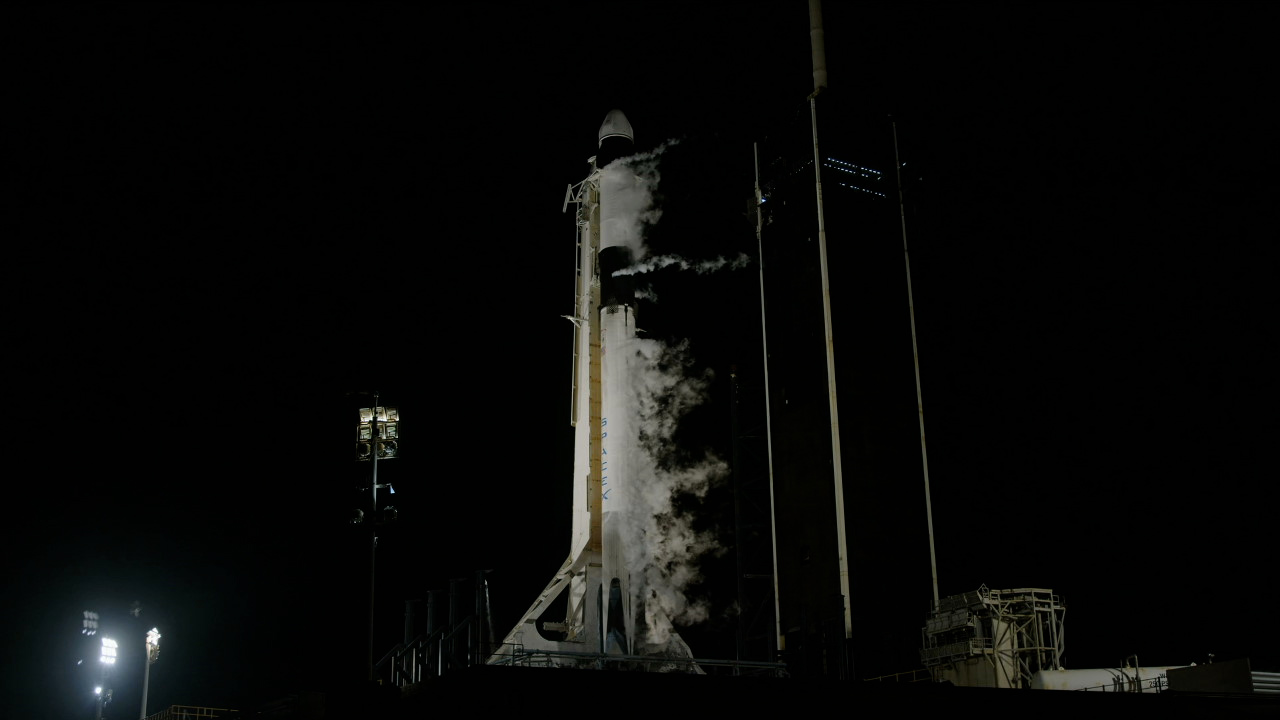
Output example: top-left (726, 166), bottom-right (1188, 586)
top-left (741, 1), bottom-right (941, 679)
top-left (754, 88), bottom-right (929, 679)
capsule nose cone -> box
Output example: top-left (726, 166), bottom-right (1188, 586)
top-left (598, 109), bottom-right (634, 147)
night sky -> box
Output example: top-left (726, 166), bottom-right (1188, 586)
top-left (6, 3), bottom-right (1277, 717)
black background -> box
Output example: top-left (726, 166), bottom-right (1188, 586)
top-left (5, 3), bottom-right (1276, 717)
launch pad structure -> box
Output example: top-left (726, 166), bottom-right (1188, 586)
top-left (920, 585), bottom-right (1066, 688)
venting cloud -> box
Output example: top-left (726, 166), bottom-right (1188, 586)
top-left (609, 144), bottom-right (728, 653)
top-left (613, 252), bottom-right (752, 278)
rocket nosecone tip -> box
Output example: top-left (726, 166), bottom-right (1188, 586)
top-left (598, 109), bottom-right (634, 147)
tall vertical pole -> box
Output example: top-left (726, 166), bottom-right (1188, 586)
top-left (139, 628), bottom-right (160, 719)
top-left (138, 656), bottom-right (150, 720)
top-left (96, 637), bottom-right (112, 720)
top-left (369, 391), bottom-right (379, 682)
top-left (808, 0), bottom-right (852, 648)
top-left (893, 121), bottom-right (940, 610)
top-left (753, 143), bottom-right (784, 658)
top-left (731, 367), bottom-right (745, 669)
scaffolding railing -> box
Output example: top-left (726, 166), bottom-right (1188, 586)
top-left (144, 707), bottom-right (239, 720)
top-left (1076, 674), bottom-right (1170, 693)
top-left (376, 613), bottom-right (488, 687)
top-left (864, 668), bottom-right (932, 683)
top-left (487, 645), bottom-right (786, 677)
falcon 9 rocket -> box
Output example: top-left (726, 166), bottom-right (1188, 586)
top-left (490, 110), bottom-right (692, 667)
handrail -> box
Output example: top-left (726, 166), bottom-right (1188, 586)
top-left (486, 645), bottom-right (786, 676)
top-left (863, 668), bottom-right (932, 683)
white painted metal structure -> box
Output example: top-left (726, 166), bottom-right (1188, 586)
top-left (807, 0), bottom-right (852, 646)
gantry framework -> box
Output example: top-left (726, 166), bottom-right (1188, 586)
top-left (921, 585), bottom-right (1065, 688)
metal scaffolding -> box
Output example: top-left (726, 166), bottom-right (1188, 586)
top-left (921, 585), bottom-right (1065, 688)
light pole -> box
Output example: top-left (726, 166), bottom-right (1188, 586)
top-left (139, 627), bottom-right (160, 719)
top-left (96, 636), bottom-right (117, 720)
top-left (353, 396), bottom-right (399, 681)
top-left (94, 686), bottom-right (112, 720)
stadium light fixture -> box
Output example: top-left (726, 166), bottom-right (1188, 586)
top-left (99, 637), bottom-right (117, 665)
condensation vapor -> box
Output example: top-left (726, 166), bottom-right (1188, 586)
top-left (598, 141), bottom-right (676, 260)
top-left (613, 252), bottom-right (752, 278)
top-left (608, 143), bottom-right (727, 654)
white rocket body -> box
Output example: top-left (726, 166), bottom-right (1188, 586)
top-left (600, 303), bottom-right (636, 654)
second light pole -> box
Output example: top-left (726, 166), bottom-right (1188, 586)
top-left (354, 394), bottom-right (400, 681)
top-left (139, 627), bottom-right (160, 719)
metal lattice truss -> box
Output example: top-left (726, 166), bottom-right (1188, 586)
top-left (921, 585), bottom-right (1066, 688)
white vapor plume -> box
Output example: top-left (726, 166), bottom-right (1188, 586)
top-left (623, 338), bottom-right (726, 650)
top-left (599, 141), bottom-right (676, 260)
top-left (608, 140), bottom-right (727, 654)
top-left (612, 252), bottom-right (752, 277)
